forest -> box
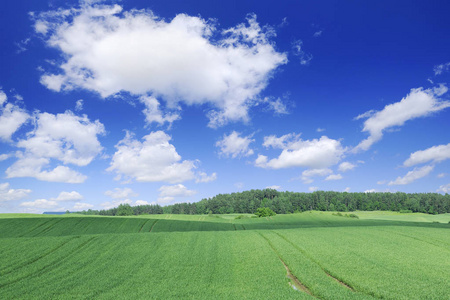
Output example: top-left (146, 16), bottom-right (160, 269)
top-left (75, 189), bottom-right (450, 216)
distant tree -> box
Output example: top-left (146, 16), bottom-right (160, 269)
top-left (116, 204), bottom-right (133, 216)
top-left (255, 207), bottom-right (276, 218)
top-left (78, 189), bottom-right (450, 217)
top-left (328, 203), bottom-right (335, 211)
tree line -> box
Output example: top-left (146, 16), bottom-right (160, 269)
top-left (74, 189), bottom-right (450, 216)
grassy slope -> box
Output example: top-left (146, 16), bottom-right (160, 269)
top-left (349, 211), bottom-right (450, 223)
top-left (0, 212), bottom-right (449, 299)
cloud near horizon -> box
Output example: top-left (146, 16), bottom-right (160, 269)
top-left (6, 111), bottom-right (105, 183)
top-left (107, 131), bottom-right (197, 183)
top-left (388, 164), bottom-right (434, 186)
top-left (256, 134), bottom-right (346, 170)
top-left (105, 187), bottom-right (138, 199)
top-left (0, 182), bottom-right (32, 202)
top-left (158, 184), bottom-right (197, 204)
top-left (53, 191), bottom-right (83, 201)
top-left (300, 168), bottom-right (332, 184)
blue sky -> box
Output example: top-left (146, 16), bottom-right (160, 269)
top-left (1, 0), bottom-right (449, 213)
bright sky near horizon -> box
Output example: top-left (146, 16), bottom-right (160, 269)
top-left (0, 0), bottom-right (449, 213)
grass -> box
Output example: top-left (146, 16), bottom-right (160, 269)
top-left (0, 211), bottom-right (448, 299)
top-left (348, 211), bottom-right (450, 223)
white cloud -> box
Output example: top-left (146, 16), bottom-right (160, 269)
top-left (159, 184), bottom-right (197, 197)
top-left (0, 90), bottom-right (7, 105)
top-left (35, 167), bottom-right (85, 184)
top-left (34, 20), bottom-right (49, 34)
top-left (54, 191), bottom-right (83, 201)
top-left (344, 187), bottom-right (351, 192)
top-left (102, 199), bottom-right (153, 209)
top-left (256, 135), bottom-right (345, 169)
top-left (364, 189), bottom-right (377, 193)
top-left (105, 187), bottom-right (138, 199)
top-left (0, 154), bottom-right (10, 161)
top-left (14, 94), bottom-right (24, 101)
top-left (75, 99), bottom-right (83, 111)
top-left (354, 87), bottom-right (450, 152)
top-left (0, 182), bottom-right (31, 202)
top-left (292, 40), bottom-right (312, 65)
top-left (437, 183), bottom-right (450, 193)
top-left (313, 30), bottom-right (322, 37)
top-left (216, 131), bottom-right (254, 158)
top-left (40, 74), bottom-right (65, 92)
top-left (20, 199), bottom-right (59, 209)
top-left (16, 111), bottom-right (105, 166)
top-left (235, 182), bottom-right (244, 190)
top-left (433, 84), bottom-right (449, 97)
top-left (388, 165), bottom-right (434, 186)
top-left (195, 172), bottom-right (217, 183)
top-left (301, 168), bottom-right (332, 184)
top-left (158, 184), bottom-right (196, 204)
top-left (338, 161), bottom-right (356, 172)
top-left (434, 62), bottom-right (450, 75)
top-left (73, 202), bottom-right (94, 210)
top-left (325, 174), bottom-right (343, 181)
top-left (157, 196), bottom-right (176, 204)
top-left (386, 143), bottom-right (450, 187)
top-left (437, 173), bottom-right (446, 178)
top-left (107, 131), bottom-right (196, 183)
top-left (35, 4), bottom-right (287, 127)
top-left (6, 156), bottom-right (87, 183)
top-left (140, 96), bottom-right (180, 127)
top-left (263, 97), bottom-right (289, 115)
top-left (16, 38), bottom-right (31, 54)
top-left (0, 95), bottom-right (29, 141)
top-left (135, 200), bottom-right (149, 206)
top-left (403, 143), bottom-right (450, 167)
top-left (100, 199), bottom-right (133, 210)
top-left (354, 110), bottom-right (376, 120)
top-left (308, 186), bottom-right (318, 192)
top-left (266, 185), bottom-right (281, 190)
top-left (6, 111), bottom-right (104, 183)
top-left (316, 128), bottom-right (325, 132)
top-left (263, 133), bottom-right (301, 149)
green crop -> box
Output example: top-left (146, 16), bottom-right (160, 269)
top-left (0, 212), bottom-right (448, 299)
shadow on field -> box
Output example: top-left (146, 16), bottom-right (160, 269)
top-left (235, 218), bottom-right (450, 231)
top-left (0, 215), bottom-right (448, 238)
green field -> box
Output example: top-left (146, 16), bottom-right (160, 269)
top-left (0, 212), bottom-right (449, 299)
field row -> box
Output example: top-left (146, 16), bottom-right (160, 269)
top-left (1, 225), bottom-right (448, 299)
top-left (1, 213), bottom-right (448, 238)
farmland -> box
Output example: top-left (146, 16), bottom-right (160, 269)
top-left (0, 212), bottom-right (449, 299)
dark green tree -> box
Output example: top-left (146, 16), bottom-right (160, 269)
top-left (255, 207), bottom-right (276, 217)
top-left (116, 204), bottom-right (133, 216)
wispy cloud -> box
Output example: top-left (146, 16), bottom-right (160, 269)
top-left (403, 143), bottom-right (450, 167)
top-left (434, 62), bottom-right (450, 75)
top-left (388, 165), bottom-right (434, 185)
top-left (292, 40), bottom-right (313, 65)
top-left (354, 86), bottom-right (450, 152)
